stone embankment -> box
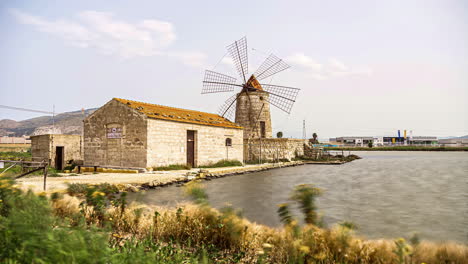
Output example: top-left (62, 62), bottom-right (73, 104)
top-left (17, 159), bottom-right (353, 193)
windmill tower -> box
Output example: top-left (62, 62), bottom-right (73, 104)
top-left (202, 37), bottom-right (300, 139)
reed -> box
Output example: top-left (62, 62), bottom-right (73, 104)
top-left (2, 174), bottom-right (467, 263)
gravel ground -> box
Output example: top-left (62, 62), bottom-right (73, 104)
top-left (16, 162), bottom-right (305, 193)
top-left (17, 171), bottom-right (189, 192)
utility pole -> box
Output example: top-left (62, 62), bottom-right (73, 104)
top-left (302, 120), bottom-right (306, 140)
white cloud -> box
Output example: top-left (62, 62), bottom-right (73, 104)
top-left (221, 57), bottom-right (234, 66)
top-left (168, 51), bottom-right (206, 67)
top-left (329, 58), bottom-right (348, 71)
top-left (10, 9), bottom-right (204, 66)
top-left (286, 53), bottom-right (372, 80)
top-left (286, 53), bottom-right (323, 71)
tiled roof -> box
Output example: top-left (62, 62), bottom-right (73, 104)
top-left (113, 98), bottom-right (242, 129)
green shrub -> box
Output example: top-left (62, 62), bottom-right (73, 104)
top-left (153, 164), bottom-right (192, 171)
top-left (198, 159), bottom-right (243, 168)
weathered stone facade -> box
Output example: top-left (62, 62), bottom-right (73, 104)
top-left (30, 134), bottom-right (82, 169)
top-left (84, 98), bottom-right (243, 169)
top-left (84, 100), bottom-right (148, 168)
top-left (244, 138), bottom-right (305, 162)
top-left (147, 119), bottom-right (243, 167)
top-left (235, 91), bottom-right (272, 139)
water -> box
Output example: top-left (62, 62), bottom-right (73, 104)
top-left (130, 151), bottom-right (468, 243)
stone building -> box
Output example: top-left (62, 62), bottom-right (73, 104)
top-left (234, 81), bottom-right (306, 162)
top-left (30, 134), bottom-right (82, 170)
top-left (235, 90), bottom-right (272, 139)
top-left (84, 98), bottom-right (243, 169)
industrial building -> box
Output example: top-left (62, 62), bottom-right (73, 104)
top-left (330, 135), bottom-right (438, 146)
top-left (83, 98), bottom-right (243, 169)
top-left (439, 137), bottom-right (468, 147)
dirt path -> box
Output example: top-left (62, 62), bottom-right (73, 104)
top-left (17, 161), bottom-right (306, 193)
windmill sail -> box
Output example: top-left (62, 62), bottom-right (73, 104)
top-left (254, 54), bottom-right (290, 80)
top-left (260, 84), bottom-right (300, 114)
top-left (217, 93), bottom-right (238, 121)
top-left (202, 70), bottom-right (239, 94)
top-left (226, 37), bottom-right (249, 83)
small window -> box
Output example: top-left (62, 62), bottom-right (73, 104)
top-left (225, 138), bottom-right (232, 146)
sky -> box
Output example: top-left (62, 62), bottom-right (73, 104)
top-left (0, 0), bottom-right (467, 139)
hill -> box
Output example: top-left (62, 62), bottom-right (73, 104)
top-left (0, 108), bottom-right (96, 137)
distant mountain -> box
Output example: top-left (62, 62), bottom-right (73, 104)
top-left (0, 108), bottom-right (97, 137)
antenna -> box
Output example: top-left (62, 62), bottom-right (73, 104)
top-left (303, 120), bottom-right (306, 140)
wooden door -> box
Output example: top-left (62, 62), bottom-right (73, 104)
top-left (187, 130), bottom-right (195, 167)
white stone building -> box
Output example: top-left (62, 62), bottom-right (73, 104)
top-left (84, 98), bottom-right (243, 169)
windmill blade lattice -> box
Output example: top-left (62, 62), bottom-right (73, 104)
top-left (202, 70), bottom-right (239, 94)
top-left (260, 84), bottom-right (300, 114)
top-left (226, 37), bottom-right (249, 83)
top-left (217, 93), bottom-right (238, 121)
top-left (254, 54), bottom-right (290, 80)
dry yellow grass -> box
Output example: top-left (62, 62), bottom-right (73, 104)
top-left (52, 195), bottom-right (468, 263)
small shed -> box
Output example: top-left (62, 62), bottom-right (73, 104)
top-left (83, 98), bottom-right (244, 169)
top-left (30, 134), bottom-right (83, 170)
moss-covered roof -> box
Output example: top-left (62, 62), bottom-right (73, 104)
top-left (114, 98), bottom-right (242, 129)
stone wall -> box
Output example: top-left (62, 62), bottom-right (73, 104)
top-left (147, 119), bottom-right (243, 167)
top-left (31, 134), bottom-right (82, 168)
top-left (84, 100), bottom-right (148, 168)
top-left (235, 91), bottom-right (272, 139)
top-left (244, 138), bottom-right (305, 162)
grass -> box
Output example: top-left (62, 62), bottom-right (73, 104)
top-left (153, 164), bottom-right (192, 171)
top-left (325, 146), bottom-right (468, 151)
top-left (198, 159), bottom-right (243, 168)
top-left (1, 176), bottom-right (467, 263)
top-left (0, 151), bottom-right (32, 159)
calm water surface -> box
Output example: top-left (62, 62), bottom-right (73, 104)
top-left (130, 151), bottom-right (468, 243)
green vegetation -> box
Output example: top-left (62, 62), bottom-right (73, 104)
top-left (297, 153), bottom-right (361, 163)
top-left (153, 164), bottom-right (192, 171)
top-left (325, 146), bottom-right (468, 151)
top-left (198, 159), bottom-right (243, 168)
top-left (276, 131), bottom-right (283, 138)
top-left (1, 176), bottom-right (467, 263)
top-left (311, 132), bottom-right (319, 144)
top-left (0, 151), bottom-right (32, 159)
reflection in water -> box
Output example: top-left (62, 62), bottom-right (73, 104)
top-left (129, 151), bottom-right (468, 243)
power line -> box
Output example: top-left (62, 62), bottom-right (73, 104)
top-left (0, 104), bottom-right (54, 115)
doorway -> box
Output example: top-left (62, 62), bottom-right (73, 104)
top-left (55, 146), bottom-right (64, 170)
top-left (260, 121), bottom-right (266, 138)
top-left (186, 130), bottom-right (196, 167)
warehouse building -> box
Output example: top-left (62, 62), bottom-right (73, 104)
top-left (83, 98), bottom-right (243, 169)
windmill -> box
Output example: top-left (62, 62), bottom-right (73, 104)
top-left (202, 37), bottom-right (300, 139)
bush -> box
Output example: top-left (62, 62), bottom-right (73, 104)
top-left (153, 164), bottom-right (192, 171)
top-left (198, 159), bottom-right (243, 168)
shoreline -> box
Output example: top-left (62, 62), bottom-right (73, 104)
top-left (325, 146), bottom-right (468, 151)
top-left (17, 159), bottom-right (352, 193)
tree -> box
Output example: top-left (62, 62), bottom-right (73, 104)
top-left (368, 141), bottom-right (373, 148)
top-left (312, 132), bottom-right (318, 143)
top-left (276, 131), bottom-right (283, 138)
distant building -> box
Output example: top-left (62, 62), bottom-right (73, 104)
top-left (439, 137), bottom-right (468, 147)
top-left (0, 136), bottom-right (31, 144)
top-left (83, 98), bottom-right (244, 169)
top-left (330, 135), bottom-right (438, 146)
top-left (407, 136), bottom-right (438, 145)
top-left (333, 137), bottom-right (374, 147)
top-left (30, 134), bottom-right (83, 170)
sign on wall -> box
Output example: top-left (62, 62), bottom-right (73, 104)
top-left (107, 127), bottom-right (122, 139)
